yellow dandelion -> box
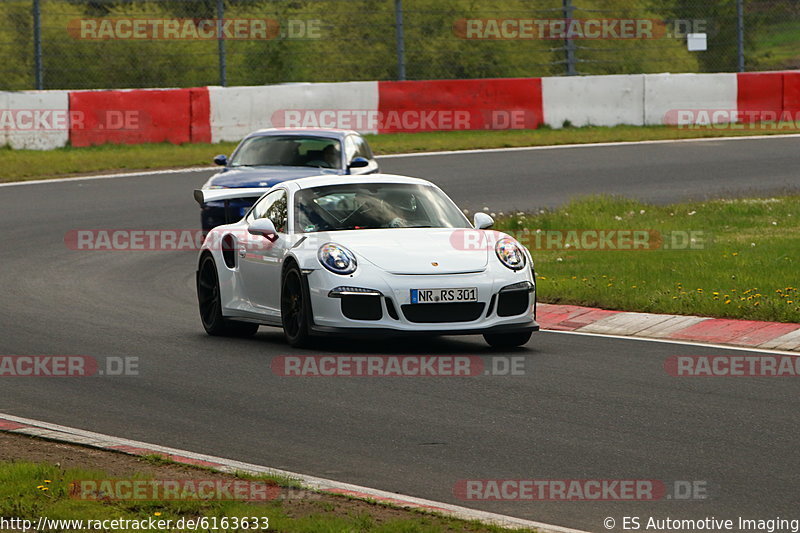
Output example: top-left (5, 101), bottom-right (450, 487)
top-left (36, 485), bottom-right (44, 489)
top-left (154, 513), bottom-right (162, 517)
top-left (44, 480), bottom-right (51, 484)
top-left (788, 301), bottom-right (794, 304)
top-left (732, 252), bottom-right (739, 256)
top-left (725, 300), bottom-right (731, 304)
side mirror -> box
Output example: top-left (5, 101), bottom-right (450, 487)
top-left (348, 157), bottom-right (369, 169)
top-left (213, 154), bottom-right (228, 166)
top-left (248, 218), bottom-right (278, 242)
top-left (473, 212), bottom-right (494, 230)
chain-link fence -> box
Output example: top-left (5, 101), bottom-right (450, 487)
top-left (1, 0), bottom-right (798, 91)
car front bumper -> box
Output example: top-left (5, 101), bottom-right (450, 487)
top-left (304, 267), bottom-right (537, 335)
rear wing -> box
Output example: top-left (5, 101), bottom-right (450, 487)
top-left (193, 188), bottom-right (270, 205)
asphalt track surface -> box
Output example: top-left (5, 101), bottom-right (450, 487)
top-left (1, 137), bottom-right (798, 532)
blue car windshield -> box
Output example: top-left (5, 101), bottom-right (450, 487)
top-left (294, 183), bottom-right (471, 233)
top-left (230, 136), bottom-right (342, 169)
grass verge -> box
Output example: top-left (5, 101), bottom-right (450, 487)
top-left (3, 123), bottom-right (800, 183)
top-left (0, 435), bottom-right (536, 533)
top-left (492, 195), bottom-right (800, 323)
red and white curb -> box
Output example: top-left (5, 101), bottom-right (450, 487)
top-left (538, 303), bottom-right (800, 352)
top-left (0, 413), bottom-right (588, 533)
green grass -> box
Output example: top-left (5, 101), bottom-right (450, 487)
top-left (4, 123), bottom-right (800, 183)
top-left (493, 195), bottom-right (800, 323)
top-left (751, 20), bottom-right (800, 70)
top-left (0, 461), bottom-right (530, 533)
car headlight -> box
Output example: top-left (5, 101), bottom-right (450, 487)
top-left (318, 243), bottom-right (357, 275)
top-left (495, 237), bottom-right (526, 271)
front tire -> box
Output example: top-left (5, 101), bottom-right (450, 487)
top-left (483, 330), bottom-right (532, 349)
top-left (197, 254), bottom-right (259, 337)
top-left (281, 264), bottom-right (311, 347)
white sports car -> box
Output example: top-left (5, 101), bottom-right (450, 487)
top-left (194, 174), bottom-right (538, 348)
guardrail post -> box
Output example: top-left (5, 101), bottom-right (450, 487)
top-left (563, 0), bottom-right (577, 76)
top-left (395, 0), bottom-right (406, 80)
top-left (33, 0), bottom-right (43, 89)
top-left (217, 0), bottom-right (227, 86)
top-left (737, 0), bottom-right (745, 72)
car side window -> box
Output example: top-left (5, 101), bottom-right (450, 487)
top-left (248, 189), bottom-right (288, 233)
top-left (343, 136), bottom-right (358, 163)
top-left (353, 136), bottom-right (373, 159)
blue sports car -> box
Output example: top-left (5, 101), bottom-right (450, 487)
top-left (200, 128), bottom-right (379, 231)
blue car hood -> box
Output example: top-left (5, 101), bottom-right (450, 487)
top-left (207, 166), bottom-right (344, 188)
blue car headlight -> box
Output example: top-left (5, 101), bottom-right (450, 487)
top-left (495, 238), bottom-right (526, 271)
top-left (318, 243), bottom-right (357, 275)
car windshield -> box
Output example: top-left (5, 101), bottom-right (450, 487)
top-left (294, 183), bottom-right (471, 233)
top-left (230, 135), bottom-right (342, 169)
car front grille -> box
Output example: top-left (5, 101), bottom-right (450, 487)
top-left (341, 295), bottom-right (383, 321)
top-left (401, 302), bottom-right (486, 323)
top-left (497, 291), bottom-right (529, 317)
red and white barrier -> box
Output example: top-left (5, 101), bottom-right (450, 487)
top-left (0, 90), bottom-right (70, 150)
top-left (69, 87), bottom-right (210, 147)
top-left (542, 74), bottom-right (644, 128)
top-left (644, 73), bottom-right (738, 125)
top-left (378, 78), bottom-right (542, 133)
top-left (2, 71), bottom-right (799, 150)
top-left (208, 82), bottom-right (379, 142)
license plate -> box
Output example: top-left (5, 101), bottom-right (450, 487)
top-left (410, 288), bottom-right (478, 304)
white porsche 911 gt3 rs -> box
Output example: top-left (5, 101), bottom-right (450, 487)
top-left (194, 174), bottom-right (538, 348)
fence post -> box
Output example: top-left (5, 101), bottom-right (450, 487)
top-left (217, 0), bottom-right (227, 86)
top-left (737, 0), bottom-right (745, 72)
top-left (394, 0), bottom-right (406, 80)
top-left (33, 0), bottom-right (43, 89)
top-left (562, 0), bottom-right (577, 75)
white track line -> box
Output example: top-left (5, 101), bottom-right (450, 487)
top-left (377, 132), bottom-right (800, 159)
top-left (542, 329), bottom-right (800, 356)
top-left (0, 167), bottom-right (215, 188)
top-left (0, 412), bottom-right (589, 533)
top-left (4, 132), bottom-right (800, 187)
